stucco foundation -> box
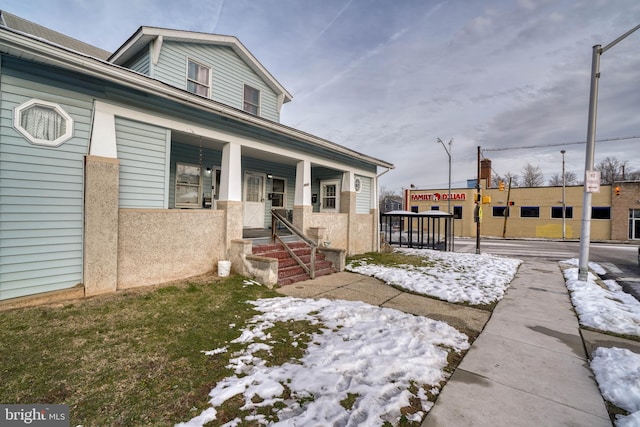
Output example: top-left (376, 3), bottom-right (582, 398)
top-left (117, 209), bottom-right (226, 289)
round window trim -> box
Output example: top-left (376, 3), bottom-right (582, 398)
top-left (13, 99), bottom-right (74, 147)
top-left (354, 177), bottom-right (362, 193)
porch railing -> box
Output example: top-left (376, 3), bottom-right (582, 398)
top-left (271, 209), bottom-right (317, 279)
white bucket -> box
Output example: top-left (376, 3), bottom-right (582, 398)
top-left (218, 260), bottom-right (231, 277)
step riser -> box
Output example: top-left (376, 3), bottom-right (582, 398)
top-left (253, 243), bottom-right (336, 286)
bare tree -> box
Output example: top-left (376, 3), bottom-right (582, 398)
top-left (596, 156), bottom-right (627, 184)
top-left (491, 173), bottom-right (501, 188)
top-left (502, 171), bottom-right (520, 188)
top-left (521, 163), bottom-right (544, 187)
top-left (548, 171), bottom-right (578, 186)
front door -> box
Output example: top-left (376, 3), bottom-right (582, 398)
top-left (243, 172), bottom-right (265, 228)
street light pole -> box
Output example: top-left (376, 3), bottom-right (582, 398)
top-left (578, 24), bottom-right (640, 281)
top-left (561, 150), bottom-right (566, 241)
top-left (437, 138), bottom-right (453, 213)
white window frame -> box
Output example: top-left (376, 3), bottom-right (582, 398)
top-left (320, 179), bottom-right (340, 213)
top-left (175, 162), bottom-right (203, 208)
top-left (270, 177), bottom-right (287, 208)
top-left (186, 58), bottom-right (211, 97)
top-left (243, 84), bottom-right (260, 115)
top-left (13, 99), bottom-right (73, 147)
top-left (354, 177), bottom-right (362, 193)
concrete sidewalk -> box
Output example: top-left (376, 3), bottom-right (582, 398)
top-left (277, 259), bottom-right (616, 426)
top-left (421, 259), bottom-right (611, 426)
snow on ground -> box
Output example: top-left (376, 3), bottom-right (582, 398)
top-left (175, 249), bottom-right (640, 427)
top-left (177, 297), bottom-right (469, 427)
top-left (591, 347), bottom-right (640, 427)
top-left (560, 258), bottom-right (640, 427)
top-left (346, 248), bottom-right (522, 306)
top-left (560, 258), bottom-right (640, 337)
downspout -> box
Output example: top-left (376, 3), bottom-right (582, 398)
top-left (374, 167), bottom-right (393, 251)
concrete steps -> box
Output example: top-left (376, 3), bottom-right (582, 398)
top-left (252, 242), bottom-right (336, 286)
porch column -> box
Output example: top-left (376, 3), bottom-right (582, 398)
top-left (219, 141), bottom-right (242, 201)
top-left (218, 142), bottom-right (242, 255)
top-left (293, 159), bottom-right (312, 231)
top-left (341, 171), bottom-right (358, 255)
top-left (84, 156), bottom-right (119, 296)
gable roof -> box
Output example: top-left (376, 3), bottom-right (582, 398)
top-left (0, 14), bottom-right (393, 170)
top-left (109, 26), bottom-right (292, 104)
top-left (0, 10), bottom-right (111, 60)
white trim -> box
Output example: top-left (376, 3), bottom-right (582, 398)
top-left (175, 162), bottom-right (203, 208)
top-left (243, 83), bottom-right (260, 116)
top-left (354, 177), bottom-right (362, 193)
top-left (13, 99), bottom-right (73, 147)
top-left (320, 179), bottom-right (340, 213)
top-left (151, 35), bottom-right (163, 66)
top-left (295, 160), bottom-right (311, 206)
top-left (186, 57), bottom-right (211, 98)
top-left (270, 176), bottom-right (287, 209)
top-left (89, 101), bottom-right (379, 179)
top-left (89, 102), bottom-right (117, 157)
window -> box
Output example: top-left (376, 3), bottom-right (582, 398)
top-left (14, 99), bottom-right (73, 147)
top-left (520, 206), bottom-right (540, 218)
top-left (243, 84), bottom-right (260, 115)
top-left (354, 177), bottom-right (362, 193)
top-left (271, 178), bottom-right (286, 208)
top-left (411, 206), bottom-right (419, 213)
top-left (453, 206), bottom-right (462, 219)
top-left (591, 207), bottom-right (611, 220)
top-left (431, 206), bottom-right (440, 211)
top-left (551, 206), bottom-right (573, 219)
top-left (320, 180), bottom-right (340, 212)
top-left (175, 163), bottom-right (202, 208)
top-left (493, 206), bottom-right (507, 217)
top-left (187, 59), bottom-right (211, 97)
top-left (630, 209), bottom-right (640, 240)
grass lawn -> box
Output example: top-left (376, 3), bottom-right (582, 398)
top-left (0, 275), bottom-right (283, 426)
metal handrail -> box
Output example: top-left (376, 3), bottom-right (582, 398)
top-left (271, 209), bottom-right (316, 279)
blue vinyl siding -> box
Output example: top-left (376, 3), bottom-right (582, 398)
top-left (153, 41), bottom-right (280, 121)
top-left (356, 175), bottom-right (372, 214)
top-left (125, 48), bottom-right (151, 75)
top-left (115, 117), bottom-right (170, 208)
top-left (0, 58), bottom-right (91, 300)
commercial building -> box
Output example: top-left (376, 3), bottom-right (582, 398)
top-left (405, 178), bottom-right (640, 242)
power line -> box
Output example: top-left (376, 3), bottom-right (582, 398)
top-left (482, 135), bottom-right (640, 153)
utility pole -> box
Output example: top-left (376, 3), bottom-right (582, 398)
top-left (502, 177), bottom-right (512, 239)
top-left (436, 138), bottom-right (453, 213)
top-left (561, 150), bottom-right (566, 241)
top-left (578, 23), bottom-right (640, 281)
top-left (475, 146), bottom-right (481, 254)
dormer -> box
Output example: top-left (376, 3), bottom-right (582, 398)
top-left (109, 27), bottom-right (292, 122)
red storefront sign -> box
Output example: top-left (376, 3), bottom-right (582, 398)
top-left (411, 193), bottom-right (467, 201)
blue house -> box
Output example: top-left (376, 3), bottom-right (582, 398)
top-left (0, 11), bottom-right (394, 303)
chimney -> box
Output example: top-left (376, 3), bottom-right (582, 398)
top-left (481, 159), bottom-right (492, 188)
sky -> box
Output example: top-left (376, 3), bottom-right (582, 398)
top-left (4, 0), bottom-right (640, 193)
top-left (171, 250), bottom-right (639, 426)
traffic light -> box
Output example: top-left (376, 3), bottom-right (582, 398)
top-left (615, 186), bottom-right (621, 196)
top-left (499, 181), bottom-right (505, 191)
